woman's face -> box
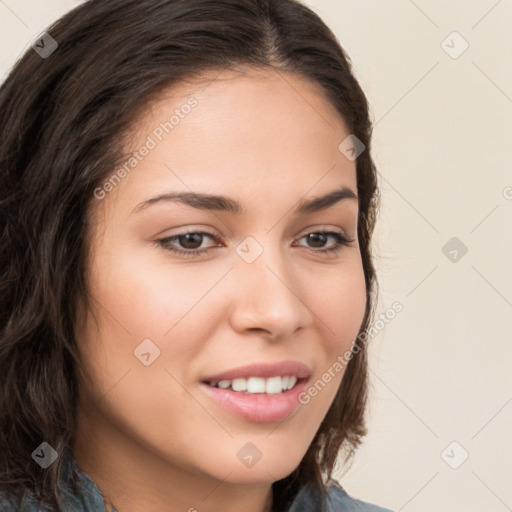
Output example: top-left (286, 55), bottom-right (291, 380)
top-left (74, 68), bottom-right (367, 493)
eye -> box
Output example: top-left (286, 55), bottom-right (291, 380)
top-left (156, 230), bottom-right (221, 258)
top-left (155, 229), bottom-right (355, 259)
top-left (294, 231), bottom-right (355, 254)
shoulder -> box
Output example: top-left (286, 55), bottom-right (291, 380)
top-left (286, 478), bottom-right (395, 512)
top-left (324, 479), bottom-right (395, 512)
top-left (0, 451), bottom-right (109, 511)
top-left (0, 492), bottom-right (40, 512)
top-left (0, 489), bottom-right (36, 512)
top-left (0, 494), bottom-right (17, 512)
top-left (0, 489), bottom-right (56, 511)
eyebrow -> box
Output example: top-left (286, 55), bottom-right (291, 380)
top-left (132, 185), bottom-right (358, 215)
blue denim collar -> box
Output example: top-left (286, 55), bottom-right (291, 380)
top-left (6, 450), bottom-right (391, 512)
top-left (51, 450), bottom-right (112, 512)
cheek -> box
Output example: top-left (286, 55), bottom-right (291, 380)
top-left (88, 242), bottom-right (229, 344)
top-left (292, 257), bottom-right (367, 411)
top-left (307, 257), bottom-right (367, 352)
top-left (76, 250), bottom-right (222, 464)
top-left (79, 245), bottom-right (234, 416)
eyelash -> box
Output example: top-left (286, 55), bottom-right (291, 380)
top-left (155, 229), bottom-right (355, 259)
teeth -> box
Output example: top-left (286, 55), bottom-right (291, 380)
top-left (247, 377), bottom-right (266, 393)
top-left (208, 375), bottom-right (299, 394)
top-left (231, 378), bottom-right (247, 392)
top-left (265, 376), bottom-right (282, 394)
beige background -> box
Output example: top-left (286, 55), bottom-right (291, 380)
top-left (1, 1), bottom-right (511, 511)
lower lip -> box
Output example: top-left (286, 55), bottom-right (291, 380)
top-left (199, 379), bottom-right (309, 423)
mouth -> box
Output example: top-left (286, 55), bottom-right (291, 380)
top-left (198, 361), bottom-right (311, 423)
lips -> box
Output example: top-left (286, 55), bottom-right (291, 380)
top-left (199, 377), bottom-right (310, 423)
top-left (198, 360), bottom-right (312, 422)
top-left (200, 360), bottom-right (311, 383)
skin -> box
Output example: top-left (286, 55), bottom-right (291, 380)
top-left (73, 67), bottom-right (367, 512)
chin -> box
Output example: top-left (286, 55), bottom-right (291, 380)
top-left (220, 464), bottom-right (297, 485)
top-left (202, 450), bottom-right (303, 485)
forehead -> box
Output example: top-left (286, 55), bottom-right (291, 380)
top-left (102, 67), bottom-right (357, 212)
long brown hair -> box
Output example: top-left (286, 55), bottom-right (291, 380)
top-left (0, 0), bottom-right (379, 510)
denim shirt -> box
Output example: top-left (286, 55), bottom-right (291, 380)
top-left (0, 452), bottom-right (394, 512)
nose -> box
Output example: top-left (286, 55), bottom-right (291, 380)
top-left (228, 242), bottom-right (313, 340)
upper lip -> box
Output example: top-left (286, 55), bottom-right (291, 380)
top-left (201, 360), bottom-right (311, 383)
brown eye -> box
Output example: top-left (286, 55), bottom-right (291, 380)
top-left (295, 231), bottom-right (354, 253)
top-left (305, 232), bottom-right (329, 248)
top-left (176, 233), bottom-right (205, 250)
top-left (156, 230), bottom-right (221, 258)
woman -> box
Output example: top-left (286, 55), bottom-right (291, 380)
top-left (0, 0), bottom-right (393, 510)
